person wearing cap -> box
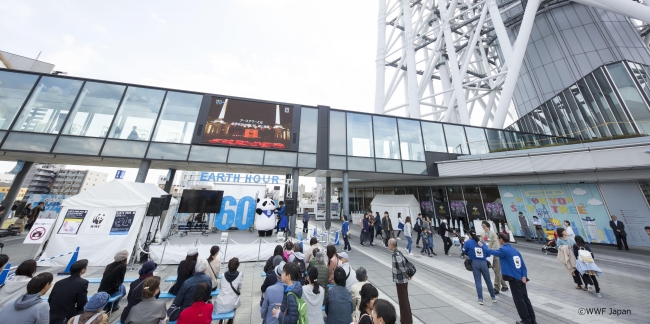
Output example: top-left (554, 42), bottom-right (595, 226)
top-left (170, 248), bottom-right (199, 296)
top-left (173, 258), bottom-right (212, 315)
top-left (0, 272), bottom-right (53, 324)
top-left (48, 259), bottom-right (89, 324)
top-left (260, 262), bottom-right (286, 324)
top-left (261, 255), bottom-right (284, 293)
top-left (67, 292), bottom-right (110, 324)
top-left (120, 260), bottom-right (158, 323)
top-left (98, 250), bottom-right (128, 312)
top-left (337, 252), bottom-right (357, 291)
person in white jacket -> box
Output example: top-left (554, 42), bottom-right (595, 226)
top-left (215, 258), bottom-right (243, 314)
top-left (302, 267), bottom-right (325, 324)
top-left (0, 260), bottom-right (37, 310)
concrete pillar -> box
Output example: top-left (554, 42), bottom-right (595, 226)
top-left (325, 176), bottom-right (331, 230)
top-left (342, 171), bottom-right (349, 219)
top-left (163, 168), bottom-right (176, 193)
top-left (0, 161), bottom-right (34, 228)
top-left (135, 160), bottom-right (151, 183)
top-left (289, 168), bottom-right (299, 236)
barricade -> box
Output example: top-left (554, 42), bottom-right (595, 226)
top-left (35, 246), bottom-right (80, 276)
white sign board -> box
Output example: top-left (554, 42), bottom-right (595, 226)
top-left (23, 219), bottom-right (56, 244)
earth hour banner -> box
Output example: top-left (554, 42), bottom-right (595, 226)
top-left (498, 184), bottom-right (615, 244)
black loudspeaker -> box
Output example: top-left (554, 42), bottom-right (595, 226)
top-left (146, 197), bottom-right (162, 216)
top-left (160, 195), bottom-right (172, 210)
top-left (284, 199), bottom-right (296, 215)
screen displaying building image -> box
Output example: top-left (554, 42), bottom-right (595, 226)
top-left (202, 97), bottom-right (292, 149)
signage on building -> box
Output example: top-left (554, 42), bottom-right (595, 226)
top-left (23, 219), bottom-right (56, 244)
top-left (115, 170), bottom-right (125, 179)
top-left (199, 172), bottom-right (281, 184)
top-left (8, 160), bottom-right (25, 175)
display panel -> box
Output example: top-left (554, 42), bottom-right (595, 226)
top-left (202, 97), bottom-right (292, 149)
top-left (178, 190), bottom-right (224, 213)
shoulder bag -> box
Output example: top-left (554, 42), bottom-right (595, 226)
top-left (399, 251), bottom-right (417, 277)
top-left (464, 258), bottom-right (473, 271)
top-left (228, 274), bottom-right (241, 296)
top-left (578, 247), bottom-right (594, 263)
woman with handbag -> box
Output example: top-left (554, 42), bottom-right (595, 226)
top-left (556, 228), bottom-right (584, 291)
top-left (462, 230), bottom-right (496, 305)
top-left (214, 258), bottom-right (243, 323)
top-left (14, 203), bottom-right (31, 233)
top-left (572, 236), bottom-right (602, 297)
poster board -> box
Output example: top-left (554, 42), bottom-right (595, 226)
top-left (23, 219), bottom-right (56, 244)
top-left (57, 209), bottom-right (87, 235)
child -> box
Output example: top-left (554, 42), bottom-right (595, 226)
top-left (371, 299), bottom-right (397, 324)
top-left (342, 215), bottom-right (351, 252)
top-left (274, 263), bottom-right (303, 324)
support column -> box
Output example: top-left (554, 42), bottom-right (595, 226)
top-left (0, 161), bottom-right (34, 228)
top-left (342, 172), bottom-right (349, 219)
top-left (374, 0), bottom-right (387, 114)
top-left (325, 176), bottom-right (331, 231)
top-left (135, 160), bottom-right (151, 183)
top-left (401, 0), bottom-right (421, 119)
top-left (289, 168), bottom-right (299, 237)
top-left (163, 168), bottom-right (176, 193)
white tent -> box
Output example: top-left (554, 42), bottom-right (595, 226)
top-left (370, 195), bottom-right (421, 232)
top-left (40, 181), bottom-right (177, 267)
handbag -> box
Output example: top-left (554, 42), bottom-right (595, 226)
top-left (401, 252), bottom-right (417, 277)
top-left (578, 248), bottom-right (594, 263)
top-left (166, 304), bottom-right (181, 321)
top-left (464, 258), bottom-right (473, 271)
top-left (413, 222), bottom-right (421, 233)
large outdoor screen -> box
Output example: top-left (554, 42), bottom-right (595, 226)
top-left (201, 97), bottom-right (293, 150)
top-left (178, 190), bottom-right (224, 214)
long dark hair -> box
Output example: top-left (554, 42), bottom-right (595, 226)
top-left (469, 230), bottom-right (480, 243)
top-left (307, 267), bottom-right (321, 294)
top-left (575, 235), bottom-right (587, 247)
top-left (181, 254), bottom-right (198, 277)
top-left (359, 283), bottom-right (378, 313)
top-left (273, 245), bottom-right (286, 262)
top-left (326, 244), bottom-right (337, 266)
top-left (557, 228), bottom-right (566, 239)
top-left (405, 216), bottom-right (411, 224)
top-left (16, 260), bottom-right (37, 277)
top-left (208, 246), bottom-right (220, 263)
top-left (192, 282), bottom-right (211, 302)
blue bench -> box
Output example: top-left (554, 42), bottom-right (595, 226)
top-left (166, 274), bottom-right (223, 282)
top-left (168, 310), bottom-right (235, 324)
top-left (262, 271), bottom-right (266, 277)
top-left (86, 277), bottom-right (137, 284)
top-left (158, 289), bottom-right (220, 299)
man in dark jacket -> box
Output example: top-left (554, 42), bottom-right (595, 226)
top-left (48, 259), bottom-right (89, 324)
top-left (261, 255), bottom-right (283, 293)
top-left (609, 215), bottom-right (629, 251)
top-left (439, 219), bottom-right (455, 256)
top-left (275, 262), bottom-right (303, 324)
top-left (120, 260), bottom-right (158, 323)
top-left (98, 250), bottom-right (128, 311)
top-left (381, 212), bottom-right (393, 247)
top-left (173, 259), bottom-right (212, 312)
top-left (324, 267), bottom-right (353, 324)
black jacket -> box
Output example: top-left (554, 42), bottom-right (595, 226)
top-left (98, 261), bottom-right (127, 295)
top-left (48, 274), bottom-right (88, 324)
top-left (609, 220), bottom-right (626, 236)
top-left (438, 222), bottom-right (452, 237)
top-left (170, 260), bottom-right (195, 295)
top-left (261, 270), bottom-right (278, 293)
top-left (120, 275), bottom-right (158, 323)
top-left (381, 216), bottom-right (393, 231)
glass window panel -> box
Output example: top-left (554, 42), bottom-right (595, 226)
top-left (551, 96), bottom-right (579, 137)
top-left (264, 151), bottom-right (297, 167)
top-left (544, 100), bottom-right (566, 136)
top-left (0, 131), bottom-right (5, 143)
top-left (541, 103), bottom-right (559, 136)
top-left (298, 107), bottom-right (318, 153)
top-left (347, 157), bottom-right (375, 172)
top-left (561, 89), bottom-right (595, 139)
top-left (593, 68), bottom-right (635, 134)
top-left (1, 132), bottom-right (56, 152)
top-left (61, 82), bottom-right (126, 138)
top-left (607, 62), bottom-right (650, 134)
top-left (420, 122), bottom-right (447, 152)
top-left (108, 87), bottom-right (165, 141)
top-left (533, 108), bottom-right (550, 135)
top-left (146, 143), bottom-right (190, 160)
top-left (464, 127), bottom-right (489, 155)
top-left (576, 80), bottom-right (612, 137)
top-left (356, 189), bottom-right (365, 211)
top-left (53, 136), bottom-right (103, 155)
top-left (402, 161), bottom-right (427, 175)
top-left (329, 155), bottom-right (347, 169)
top-left (227, 148), bottom-right (264, 165)
top-left (372, 116), bottom-right (400, 159)
top-left (101, 139), bottom-right (148, 158)
top-left (567, 86), bottom-right (604, 138)
top-left (375, 159), bottom-right (402, 173)
top-left (297, 153), bottom-right (316, 168)
top-left (584, 74), bottom-right (623, 136)
top-left (548, 98), bottom-right (573, 137)
top-left (12, 77), bottom-right (83, 133)
top-left (629, 62), bottom-right (650, 101)
top-left (329, 111), bottom-right (346, 155)
top-left (485, 129), bottom-right (507, 152)
top-left (0, 71), bottom-right (39, 130)
top-left (522, 133), bottom-right (541, 147)
top-left (462, 186), bottom-right (486, 222)
top-left (505, 131), bottom-right (525, 149)
top-left (528, 112), bottom-right (541, 134)
top-left (395, 187), bottom-right (406, 195)
top-left (383, 188), bottom-right (394, 195)
top-left (151, 92), bottom-right (201, 143)
top-left (347, 113), bottom-right (373, 157)
top-left (188, 145), bottom-right (228, 163)
top-left (397, 119), bottom-right (425, 161)
top-left (447, 186), bottom-right (468, 229)
top-left (442, 124), bottom-right (468, 154)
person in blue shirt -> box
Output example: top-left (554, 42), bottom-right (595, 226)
top-left (480, 233), bottom-right (536, 324)
top-left (342, 215), bottom-right (351, 252)
top-left (462, 230), bottom-right (496, 305)
top-left (277, 201), bottom-right (288, 233)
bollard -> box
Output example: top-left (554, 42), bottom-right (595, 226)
top-left (298, 232), bottom-right (302, 242)
top-left (0, 263), bottom-right (11, 285)
top-left (313, 226), bottom-right (317, 237)
top-left (299, 241), bottom-right (303, 251)
top-left (334, 231), bottom-right (339, 246)
top-left (57, 247), bottom-right (80, 276)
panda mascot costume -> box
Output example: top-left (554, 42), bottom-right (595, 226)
top-left (255, 198), bottom-right (277, 236)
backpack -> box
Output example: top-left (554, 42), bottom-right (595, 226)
top-left (287, 291), bottom-right (308, 324)
top-left (294, 258), bottom-right (307, 281)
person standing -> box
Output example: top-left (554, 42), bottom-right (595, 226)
top-left (415, 214), bottom-right (424, 248)
top-left (609, 215), bottom-right (629, 251)
top-left (277, 201), bottom-right (288, 233)
top-left (532, 216), bottom-right (545, 243)
top-left (404, 216), bottom-right (413, 255)
top-left (480, 221), bottom-right (508, 293)
top-left (14, 203), bottom-right (31, 233)
top-left (374, 212), bottom-right (382, 240)
top-left (381, 212), bottom-right (393, 247)
top-left (342, 215), bottom-right (351, 252)
top-left (260, 263), bottom-right (286, 324)
top-left (572, 236), bottom-right (602, 298)
top-left (396, 213), bottom-right (404, 240)
top-left (98, 250), bottom-right (128, 312)
top-left (361, 214), bottom-right (370, 246)
top-left (481, 233), bottom-right (536, 324)
top-left (518, 212), bottom-right (532, 242)
top-left (302, 210), bottom-right (310, 233)
top-left (48, 259), bottom-right (89, 324)
top-left (563, 220), bottom-right (575, 242)
top-left (27, 202), bottom-right (45, 229)
top-left (463, 230), bottom-right (497, 305)
top-left (556, 228), bottom-right (583, 291)
top-left (9, 201), bottom-right (19, 219)
top-left (420, 217), bottom-right (432, 257)
top-left (439, 218), bottom-right (454, 256)
top-left (367, 212), bottom-right (375, 246)
top-left (388, 238), bottom-right (412, 324)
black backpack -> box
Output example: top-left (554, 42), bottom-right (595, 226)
top-left (294, 258), bottom-right (307, 281)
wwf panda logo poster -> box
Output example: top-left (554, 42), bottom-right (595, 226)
top-left (86, 209), bottom-right (110, 234)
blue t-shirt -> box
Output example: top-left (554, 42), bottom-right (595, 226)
top-left (484, 244), bottom-right (528, 280)
top-left (462, 239), bottom-right (488, 260)
top-left (342, 221), bottom-right (349, 235)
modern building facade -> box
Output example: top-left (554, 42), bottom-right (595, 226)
top-left (23, 163), bottom-right (62, 200)
top-left (50, 169), bottom-right (108, 195)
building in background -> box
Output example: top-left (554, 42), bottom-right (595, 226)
top-left (50, 170), bottom-right (108, 195)
top-left (0, 174), bottom-right (15, 184)
top-left (23, 164), bottom-right (62, 200)
top-left (0, 50), bottom-right (56, 73)
top-left (0, 186), bottom-right (28, 202)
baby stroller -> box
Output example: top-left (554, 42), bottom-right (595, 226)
top-left (542, 231), bottom-right (559, 255)
top-left (453, 232), bottom-right (466, 259)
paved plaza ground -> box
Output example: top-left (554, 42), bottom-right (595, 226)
top-left (2, 219), bottom-right (649, 324)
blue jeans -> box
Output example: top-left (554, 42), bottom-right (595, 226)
top-left (104, 284), bottom-right (126, 310)
top-left (471, 259), bottom-right (495, 300)
top-left (406, 236), bottom-right (413, 253)
top-left (428, 234), bottom-right (434, 249)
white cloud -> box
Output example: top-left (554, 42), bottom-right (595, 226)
top-left (94, 25), bottom-right (108, 34)
top-left (572, 188), bottom-right (587, 196)
top-left (150, 13), bottom-right (166, 24)
top-left (503, 192), bottom-right (514, 198)
top-left (587, 199), bottom-right (603, 206)
top-left (62, 35), bottom-right (75, 45)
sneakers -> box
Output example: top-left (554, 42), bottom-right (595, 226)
top-left (492, 297), bottom-right (497, 303)
top-left (478, 299), bottom-right (483, 305)
top-left (501, 287), bottom-right (509, 292)
top-left (494, 290), bottom-right (500, 295)
top-left (397, 237), bottom-right (401, 240)
top-left (416, 245), bottom-right (421, 248)
top-left (432, 251), bottom-right (437, 256)
top-left (347, 248), bottom-right (352, 252)
top-left (595, 293), bottom-right (602, 298)
top-left (587, 285), bottom-right (595, 293)
top-left (445, 253), bottom-right (451, 256)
